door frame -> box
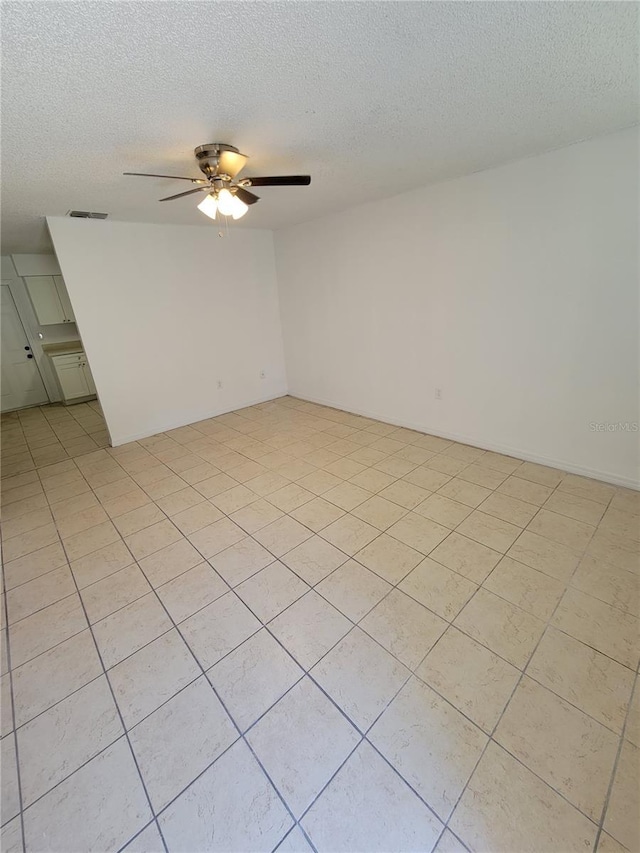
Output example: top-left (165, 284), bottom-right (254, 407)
top-left (1, 282), bottom-right (49, 412)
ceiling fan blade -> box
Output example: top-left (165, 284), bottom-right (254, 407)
top-left (124, 172), bottom-right (205, 182)
top-left (244, 175), bottom-right (311, 187)
top-left (159, 187), bottom-right (209, 202)
top-left (234, 187), bottom-right (260, 205)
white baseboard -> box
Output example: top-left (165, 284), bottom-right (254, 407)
top-left (289, 390), bottom-right (640, 491)
top-left (109, 388), bottom-right (289, 446)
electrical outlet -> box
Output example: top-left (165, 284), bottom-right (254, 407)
top-left (435, 388), bottom-right (442, 400)
top-left (260, 370), bottom-right (266, 379)
top-left (217, 380), bottom-right (223, 389)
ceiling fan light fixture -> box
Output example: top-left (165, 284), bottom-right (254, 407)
top-left (217, 149), bottom-right (248, 179)
top-left (197, 193), bottom-right (218, 220)
top-left (230, 195), bottom-right (249, 219)
top-left (216, 187), bottom-right (235, 216)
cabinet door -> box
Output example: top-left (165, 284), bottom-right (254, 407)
top-left (55, 362), bottom-right (90, 400)
top-left (53, 276), bottom-right (76, 323)
top-left (25, 276), bottom-right (66, 325)
top-left (82, 361), bottom-right (97, 396)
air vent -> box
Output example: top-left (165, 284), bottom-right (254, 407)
top-left (67, 211), bottom-right (109, 219)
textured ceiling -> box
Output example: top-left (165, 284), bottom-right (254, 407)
top-left (1, 1), bottom-right (637, 252)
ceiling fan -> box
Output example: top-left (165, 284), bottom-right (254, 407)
top-left (124, 143), bottom-right (311, 220)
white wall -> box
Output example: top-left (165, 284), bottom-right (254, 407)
top-left (47, 218), bottom-right (287, 445)
top-left (275, 128), bottom-right (639, 488)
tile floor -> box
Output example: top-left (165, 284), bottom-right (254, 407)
top-left (0, 396), bottom-right (638, 852)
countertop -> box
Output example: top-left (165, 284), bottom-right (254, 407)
top-left (41, 340), bottom-right (84, 356)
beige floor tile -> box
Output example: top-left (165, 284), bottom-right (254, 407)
top-left (180, 592), bottom-right (260, 669)
top-left (587, 529), bottom-right (640, 574)
top-left (361, 589), bottom-right (447, 669)
top-left (600, 507), bottom-right (640, 543)
top-left (351, 495), bottom-right (407, 531)
top-left (264, 483), bottom-right (313, 513)
top-left (544, 491), bottom-right (606, 526)
top-left (597, 832), bottom-right (630, 853)
top-left (437, 477), bottom-right (492, 508)
top-left (245, 470), bottom-right (291, 496)
top-left (113, 503), bottom-right (165, 537)
top-left (1, 507), bottom-right (53, 540)
top-left (558, 473), bottom-right (616, 505)
top-left (354, 533), bottom-right (423, 584)
top-left (478, 492), bottom-right (538, 528)
top-left (11, 630), bottom-right (102, 726)
top-left (129, 676), bottom-right (237, 811)
top-left (156, 563), bottom-right (227, 623)
top-left (527, 627), bottom-right (635, 733)
top-left (3, 522), bottom-right (59, 562)
top-left (456, 510), bottom-right (521, 553)
top-left (369, 676), bottom-right (486, 820)
top-left (270, 590), bottom-right (352, 669)
top-left (280, 535), bottom-right (348, 586)
top-left (571, 555), bottom-right (639, 618)
top-left (125, 519), bottom-right (182, 560)
top-left (517, 461), bottom-right (566, 488)
top-left (230, 498), bottom-right (284, 533)
top-left (4, 542), bottom-right (68, 590)
top-left (247, 676), bottom-right (360, 817)
top-left (497, 474), bottom-right (554, 506)
top-left (414, 493), bottom-right (472, 529)
top-left (159, 739), bottom-right (292, 852)
top-left (93, 593), bottom-right (172, 669)
top-left (430, 532), bottom-right (501, 583)
top-left (137, 537), bottom-right (203, 588)
top-left (179, 462), bottom-right (221, 484)
top-left (507, 530), bottom-right (580, 581)
top-left (454, 588), bottom-right (545, 669)
top-left (109, 629), bottom-right (200, 728)
top-left (403, 466), bottom-right (451, 492)
top-left (483, 556), bottom-right (565, 620)
top-left (154, 486), bottom-right (204, 516)
top-left (311, 627), bottom-right (409, 731)
top-left (323, 481), bottom-right (373, 512)
top-left (626, 687), bottom-right (640, 748)
top-left (253, 515), bottom-right (313, 557)
top-left (424, 454), bottom-right (469, 476)
top-left (289, 496), bottom-right (345, 532)
top-left (316, 559), bottom-right (391, 621)
top-left (495, 677), bottom-right (618, 820)
top-left (236, 561), bottom-right (310, 622)
top-left (457, 464), bottom-right (508, 490)
top-left (1, 674), bottom-right (12, 737)
top-left (70, 540), bottom-right (134, 588)
top-left (378, 479), bottom-right (431, 510)
top-left (274, 826), bottom-right (313, 853)
top-left (552, 588), bottom-right (639, 670)
top-left (604, 739), bottom-right (640, 851)
top-left (0, 816), bottom-right (22, 853)
top-left (18, 676), bottom-right (122, 806)
top-left (1, 734), bottom-right (20, 825)
top-left (80, 564), bottom-right (151, 624)
top-left (210, 484), bottom-right (260, 514)
top-left (7, 565), bottom-right (76, 624)
top-left (399, 558), bottom-right (478, 621)
top-left (23, 738), bottom-right (152, 853)
top-left (325, 457), bottom-right (367, 480)
top-left (417, 626), bottom-right (519, 733)
top-left (194, 472), bottom-right (240, 499)
top-left (10, 593), bottom-right (87, 668)
top-left (387, 512), bottom-right (449, 555)
top-left (432, 828), bottom-right (468, 853)
top-left (302, 741), bottom-right (442, 851)
top-left (450, 741), bottom-right (597, 853)
top-left (321, 514), bottom-right (380, 555)
top-left (528, 509), bottom-right (595, 552)
top-left (349, 468), bottom-right (397, 494)
top-left (208, 629), bottom-right (303, 731)
top-left (209, 536), bottom-right (274, 586)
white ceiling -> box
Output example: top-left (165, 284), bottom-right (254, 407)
top-left (2, 1), bottom-right (637, 252)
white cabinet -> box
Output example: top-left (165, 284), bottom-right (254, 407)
top-left (25, 275), bottom-right (75, 325)
top-left (51, 352), bottom-right (96, 402)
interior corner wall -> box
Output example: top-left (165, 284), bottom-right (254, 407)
top-left (274, 127), bottom-right (640, 488)
top-left (46, 218), bottom-right (288, 445)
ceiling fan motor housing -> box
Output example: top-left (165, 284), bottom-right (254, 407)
top-left (194, 143), bottom-right (247, 180)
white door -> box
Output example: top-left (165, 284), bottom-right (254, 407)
top-left (1, 284), bottom-right (49, 412)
